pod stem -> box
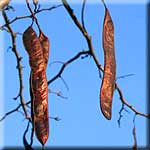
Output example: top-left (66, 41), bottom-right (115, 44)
top-left (25, 0), bottom-right (41, 33)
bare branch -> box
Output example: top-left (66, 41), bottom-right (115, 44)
top-left (61, 0), bottom-right (103, 72)
top-left (1, 1), bottom-right (148, 148)
top-left (36, 4), bottom-right (62, 13)
top-left (61, 0), bottom-right (150, 120)
top-left (25, 0), bottom-right (41, 31)
top-left (2, 10), bottom-right (30, 119)
top-left (23, 121), bottom-right (34, 150)
top-left (0, 101), bottom-right (30, 122)
top-left (115, 84), bottom-right (150, 119)
top-left (48, 50), bottom-right (90, 85)
top-left (0, 5), bottom-right (62, 29)
top-left (62, 0), bottom-right (89, 40)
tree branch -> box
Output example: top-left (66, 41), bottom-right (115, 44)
top-left (25, 0), bottom-right (41, 31)
top-left (1, 1), bottom-right (148, 148)
top-left (0, 5), bottom-right (62, 29)
top-left (61, 0), bottom-right (103, 72)
top-left (115, 84), bottom-right (150, 118)
top-left (23, 121), bottom-right (34, 150)
top-left (2, 10), bottom-right (29, 119)
top-left (0, 101), bottom-right (30, 122)
top-left (61, 0), bottom-right (150, 120)
top-left (48, 50), bottom-right (90, 85)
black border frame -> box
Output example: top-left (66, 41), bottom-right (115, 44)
top-left (1, 1), bottom-right (150, 150)
top-left (146, 1), bottom-right (150, 150)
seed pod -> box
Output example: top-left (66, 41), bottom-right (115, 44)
top-left (39, 31), bottom-right (50, 67)
top-left (31, 70), bottom-right (49, 145)
top-left (100, 6), bottom-right (116, 120)
top-left (23, 26), bottom-right (49, 145)
top-left (22, 26), bottom-right (45, 71)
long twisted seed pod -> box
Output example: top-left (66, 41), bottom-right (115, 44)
top-left (23, 26), bottom-right (49, 145)
top-left (100, 6), bottom-right (116, 120)
top-left (23, 26), bottom-right (45, 71)
top-left (39, 31), bottom-right (50, 67)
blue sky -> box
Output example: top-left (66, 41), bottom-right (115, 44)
top-left (0, 0), bottom-right (148, 148)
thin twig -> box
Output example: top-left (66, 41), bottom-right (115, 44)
top-left (0, 5), bottom-right (62, 29)
top-left (115, 84), bottom-right (150, 119)
top-left (50, 116), bottom-right (61, 121)
top-left (117, 103), bottom-right (124, 128)
top-left (30, 124), bottom-right (34, 147)
top-left (62, 0), bottom-right (87, 37)
top-left (48, 50), bottom-right (90, 85)
top-left (49, 61), bottom-right (64, 67)
top-left (32, 0), bottom-right (38, 12)
top-left (36, 4), bottom-right (62, 13)
top-left (117, 73), bottom-right (135, 80)
top-left (0, 101), bottom-right (30, 122)
top-left (60, 76), bottom-right (69, 91)
top-left (2, 10), bottom-right (29, 119)
top-left (101, 0), bottom-right (107, 9)
top-left (25, 0), bottom-right (41, 31)
top-left (81, 0), bottom-right (87, 32)
top-left (48, 89), bottom-right (68, 99)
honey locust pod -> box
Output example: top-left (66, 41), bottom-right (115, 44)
top-left (39, 31), bottom-right (50, 67)
top-left (23, 26), bottom-right (49, 145)
top-left (22, 26), bottom-right (45, 71)
top-left (31, 70), bottom-right (49, 145)
top-left (100, 6), bottom-right (116, 120)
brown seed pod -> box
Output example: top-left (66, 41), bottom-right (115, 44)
top-left (39, 31), bottom-right (50, 67)
top-left (31, 70), bottom-right (49, 145)
top-left (23, 26), bottom-right (49, 145)
top-left (100, 6), bottom-right (116, 120)
top-left (22, 26), bottom-right (45, 71)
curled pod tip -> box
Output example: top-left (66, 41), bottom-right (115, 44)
top-left (100, 6), bottom-right (116, 120)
